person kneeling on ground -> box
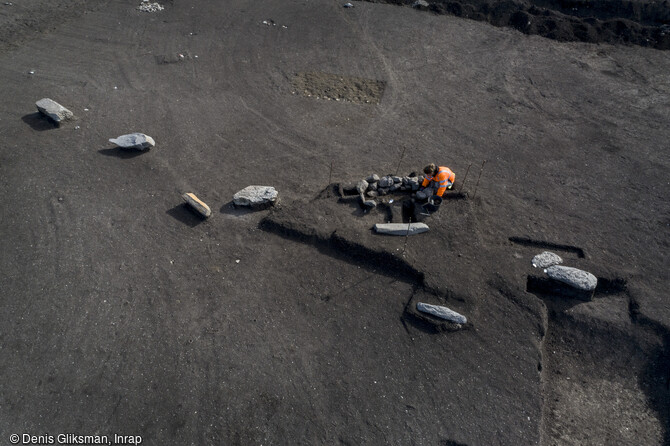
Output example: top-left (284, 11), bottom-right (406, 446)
top-left (417, 163), bottom-right (455, 200)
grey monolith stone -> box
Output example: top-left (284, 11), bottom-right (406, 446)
top-left (233, 185), bottom-right (279, 208)
top-left (417, 302), bottom-right (467, 324)
top-left (36, 98), bottom-right (74, 124)
top-left (182, 193), bottom-right (211, 218)
top-left (109, 133), bottom-right (155, 150)
top-left (532, 252), bottom-right (563, 268)
top-left (546, 265), bottom-right (597, 291)
top-left (366, 174), bottom-right (380, 183)
top-left (374, 222), bottom-right (429, 236)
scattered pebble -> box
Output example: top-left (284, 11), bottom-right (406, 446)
top-left (235, 259), bottom-right (240, 263)
top-left (28, 70), bottom-right (34, 75)
top-left (344, 2), bottom-right (354, 7)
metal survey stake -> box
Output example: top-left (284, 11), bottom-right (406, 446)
top-left (395, 146), bottom-right (406, 176)
top-left (472, 159), bottom-right (487, 200)
top-left (459, 162), bottom-right (472, 194)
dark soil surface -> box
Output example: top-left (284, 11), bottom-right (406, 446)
top-left (365, 0), bottom-right (670, 48)
top-left (1, 0), bottom-right (669, 445)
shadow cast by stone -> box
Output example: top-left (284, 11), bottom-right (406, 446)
top-left (98, 148), bottom-right (146, 159)
top-left (220, 200), bottom-right (259, 216)
top-left (21, 112), bottom-right (57, 131)
top-left (166, 203), bottom-right (207, 227)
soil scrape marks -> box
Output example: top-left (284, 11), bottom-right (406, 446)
top-left (292, 72), bottom-right (386, 104)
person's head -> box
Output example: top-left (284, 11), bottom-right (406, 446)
top-left (423, 163), bottom-right (437, 176)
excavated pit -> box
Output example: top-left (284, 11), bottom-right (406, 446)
top-left (363, 0), bottom-right (670, 49)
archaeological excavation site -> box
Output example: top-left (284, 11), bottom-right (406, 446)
top-left (1, 0), bottom-right (668, 444)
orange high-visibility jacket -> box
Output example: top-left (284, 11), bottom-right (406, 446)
top-left (422, 166), bottom-right (455, 197)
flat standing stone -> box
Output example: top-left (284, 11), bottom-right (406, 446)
top-left (532, 251), bottom-right (563, 268)
top-left (417, 302), bottom-right (467, 324)
top-left (546, 265), bottom-right (597, 291)
top-left (109, 133), bottom-right (155, 150)
top-left (182, 193), bottom-right (211, 218)
top-left (374, 222), bottom-right (429, 236)
top-left (233, 185), bottom-right (279, 209)
top-left (36, 98), bottom-right (74, 124)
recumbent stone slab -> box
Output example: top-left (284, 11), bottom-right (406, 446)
top-left (109, 133), bottom-right (155, 150)
top-left (546, 265), bottom-right (597, 291)
top-left (417, 302), bottom-right (467, 324)
top-left (532, 251), bottom-right (563, 268)
top-left (233, 185), bottom-right (279, 208)
top-left (374, 222), bottom-right (429, 236)
top-left (36, 98), bottom-right (74, 124)
top-left (182, 193), bottom-right (211, 218)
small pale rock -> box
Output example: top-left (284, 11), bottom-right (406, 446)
top-left (36, 98), bottom-right (74, 124)
top-left (366, 174), bottom-right (380, 183)
top-left (546, 265), bottom-right (597, 291)
top-left (379, 176), bottom-right (394, 188)
top-left (366, 190), bottom-right (378, 198)
top-left (532, 252), bottom-right (563, 268)
top-left (356, 179), bottom-right (369, 194)
top-left (417, 302), bottom-right (467, 324)
top-left (389, 183), bottom-right (401, 192)
top-left (138, 2), bottom-right (164, 12)
top-left (233, 185), bottom-right (278, 209)
top-left (413, 0), bottom-right (429, 7)
top-left (367, 182), bottom-right (378, 191)
top-left (109, 133), bottom-right (155, 150)
top-left (343, 2), bottom-right (354, 7)
top-left (182, 193), bottom-right (211, 218)
top-left (392, 176), bottom-right (402, 183)
top-left (375, 222), bottom-right (429, 235)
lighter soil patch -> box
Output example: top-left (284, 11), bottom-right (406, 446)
top-left (293, 72), bottom-right (386, 104)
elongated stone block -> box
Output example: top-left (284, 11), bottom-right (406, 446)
top-left (182, 193), bottom-right (211, 218)
top-left (109, 133), bottom-right (155, 151)
top-left (374, 222), bottom-right (429, 236)
top-left (417, 302), bottom-right (467, 324)
top-left (546, 265), bottom-right (597, 291)
top-left (36, 98), bottom-right (74, 124)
